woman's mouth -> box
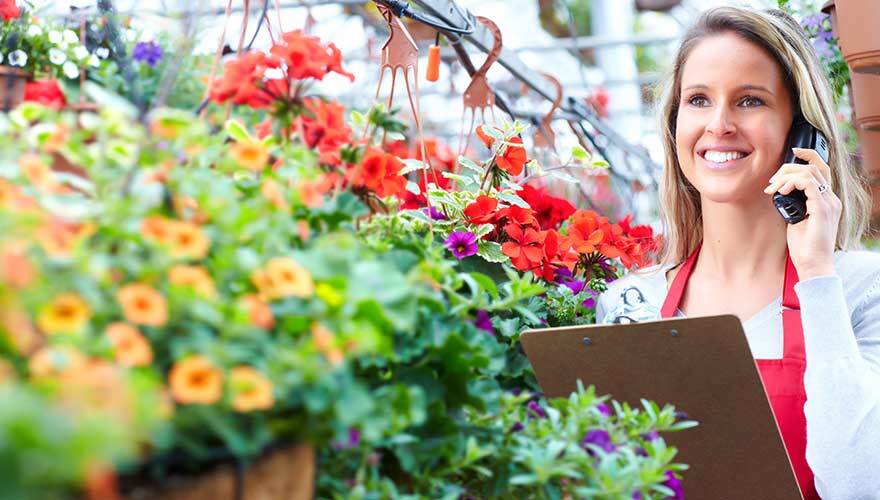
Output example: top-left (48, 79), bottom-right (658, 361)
top-left (699, 149), bottom-right (751, 170)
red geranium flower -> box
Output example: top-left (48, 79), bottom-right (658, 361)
top-left (209, 51), bottom-right (281, 108)
top-left (496, 137), bottom-right (527, 176)
top-left (464, 195), bottom-right (498, 225)
top-left (494, 205), bottom-right (537, 229)
top-left (501, 223), bottom-right (543, 271)
top-left (24, 79), bottom-right (67, 110)
top-left (270, 30), bottom-right (354, 82)
top-left (518, 184), bottom-right (575, 230)
top-left (298, 98), bottom-right (351, 166)
top-left (0, 0), bottom-right (20, 21)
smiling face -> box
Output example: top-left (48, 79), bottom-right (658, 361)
top-left (675, 32), bottom-right (794, 205)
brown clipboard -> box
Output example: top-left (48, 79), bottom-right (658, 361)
top-left (520, 315), bottom-right (803, 500)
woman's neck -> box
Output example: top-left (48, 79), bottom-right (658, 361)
top-left (697, 198), bottom-right (789, 282)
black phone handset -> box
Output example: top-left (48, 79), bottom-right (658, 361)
top-left (772, 117), bottom-right (830, 224)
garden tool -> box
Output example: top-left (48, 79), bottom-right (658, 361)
top-left (457, 16), bottom-right (502, 156)
top-left (533, 72), bottom-right (562, 154)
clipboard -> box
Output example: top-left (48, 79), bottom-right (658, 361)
top-left (520, 315), bottom-right (803, 499)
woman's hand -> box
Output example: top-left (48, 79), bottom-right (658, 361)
top-left (763, 147), bottom-right (841, 280)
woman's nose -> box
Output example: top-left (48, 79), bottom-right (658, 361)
top-left (706, 106), bottom-right (737, 136)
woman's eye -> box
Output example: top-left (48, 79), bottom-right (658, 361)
top-left (687, 95), bottom-right (709, 107)
top-left (741, 96), bottom-right (764, 107)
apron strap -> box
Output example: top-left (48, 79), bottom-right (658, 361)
top-left (660, 242), bottom-right (702, 319)
top-left (782, 253), bottom-right (805, 360)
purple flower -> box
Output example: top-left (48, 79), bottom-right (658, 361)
top-left (641, 430), bottom-right (660, 441)
top-left (581, 429), bottom-right (616, 455)
top-left (554, 267), bottom-right (573, 281)
top-left (663, 471), bottom-right (684, 500)
top-left (509, 421), bottom-right (524, 433)
top-left (526, 400), bottom-right (546, 419)
top-left (632, 492), bottom-right (643, 500)
top-left (635, 446), bottom-right (648, 457)
top-left (444, 231), bottom-right (478, 259)
top-left (473, 309), bottom-right (495, 336)
top-left (594, 402), bottom-right (612, 417)
top-left (331, 427), bottom-right (361, 450)
top-left (563, 279), bottom-right (586, 295)
top-left (423, 206), bottom-right (446, 220)
top-left (133, 41), bottom-right (163, 67)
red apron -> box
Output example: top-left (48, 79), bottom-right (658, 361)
top-left (660, 242), bottom-right (820, 499)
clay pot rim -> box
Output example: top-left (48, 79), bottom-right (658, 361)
top-left (0, 65), bottom-right (31, 78)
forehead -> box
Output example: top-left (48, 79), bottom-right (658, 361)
top-left (680, 32), bottom-right (786, 91)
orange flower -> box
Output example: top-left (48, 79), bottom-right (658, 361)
top-left (105, 323), bottom-right (153, 367)
top-left (42, 122), bottom-right (69, 153)
top-left (19, 153), bottom-right (55, 190)
top-left (150, 119), bottom-right (182, 140)
top-left (169, 355), bottom-right (223, 405)
top-left (495, 137), bottom-right (527, 176)
top-left (230, 139), bottom-right (270, 172)
top-left (0, 241), bottom-right (35, 289)
top-left (264, 257), bottom-right (314, 299)
top-left (28, 345), bottom-right (87, 378)
top-left (296, 178), bottom-right (324, 208)
top-left (141, 215), bottom-right (173, 243)
top-left (167, 220), bottom-right (210, 260)
top-left (116, 283), bottom-right (169, 327)
top-left (311, 322), bottom-right (344, 366)
top-left (261, 178), bottom-right (288, 210)
top-left (297, 220), bottom-right (311, 241)
top-left (242, 294), bottom-right (274, 329)
top-left (0, 300), bottom-right (40, 354)
top-left (169, 265), bottom-right (216, 298)
top-left (36, 218), bottom-right (95, 259)
top-left (229, 366), bottom-right (274, 412)
top-left (37, 292), bottom-right (91, 334)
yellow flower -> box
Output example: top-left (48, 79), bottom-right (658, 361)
top-left (116, 283), bottom-right (169, 327)
top-left (315, 283), bottom-right (343, 308)
top-left (230, 139), bottom-right (269, 172)
top-left (169, 265), bottom-right (216, 298)
top-left (264, 257), bottom-right (314, 299)
top-left (166, 220), bottom-right (210, 260)
top-left (169, 355), bottom-right (223, 405)
top-left (229, 366), bottom-right (274, 412)
top-left (105, 322), bottom-right (153, 367)
top-left (28, 345), bottom-right (87, 378)
top-left (37, 292), bottom-right (91, 334)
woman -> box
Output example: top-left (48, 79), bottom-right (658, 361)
top-left (595, 7), bottom-right (880, 499)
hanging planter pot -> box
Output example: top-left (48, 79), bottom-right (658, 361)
top-left (849, 72), bottom-right (880, 131)
top-left (859, 128), bottom-right (880, 179)
top-left (0, 65), bottom-right (30, 112)
top-left (635, 0), bottom-right (682, 12)
top-left (121, 443), bottom-right (315, 500)
top-left (822, 0), bottom-right (880, 74)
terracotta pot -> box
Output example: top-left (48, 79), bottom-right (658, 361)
top-left (122, 443), bottom-right (315, 500)
top-left (0, 65), bottom-right (30, 111)
top-left (859, 128), bottom-right (880, 178)
top-left (849, 72), bottom-right (880, 131)
top-left (822, 0), bottom-right (880, 74)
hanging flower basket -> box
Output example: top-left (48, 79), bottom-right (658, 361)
top-left (121, 443), bottom-right (315, 500)
top-left (0, 65), bottom-right (30, 111)
top-left (635, 0), bottom-right (682, 12)
top-left (849, 72), bottom-right (880, 131)
top-left (822, 0), bottom-right (880, 74)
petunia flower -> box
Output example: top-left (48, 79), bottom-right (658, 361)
top-left (581, 429), bottom-right (616, 455)
top-left (444, 231), bottom-right (478, 260)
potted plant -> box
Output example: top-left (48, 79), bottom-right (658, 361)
top-left (821, 0), bottom-right (880, 74)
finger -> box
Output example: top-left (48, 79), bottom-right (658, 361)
top-left (769, 162), bottom-right (829, 188)
top-left (765, 172), bottom-right (821, 195)
top-left (774, 175), bottom-right (825, 199)
top-left (792, 147), bottom-right (833, 183)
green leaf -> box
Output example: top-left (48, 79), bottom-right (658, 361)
top-left (458, 156), bottom-right (483, 173)
top-left (400, 159), bottom-right (427, 175)
top-left (497, 191), bottom-right (530, 209)
top-left (477, 241), bottom-right (507, 263)
top-left (405, 181), bottom-right (421, 195)
top-left (571, 144), bottom-right (591, 161)
top-left (225, 120), bottom-right (252, 142)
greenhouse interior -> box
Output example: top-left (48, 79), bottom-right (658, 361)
top-left (1, 0), bottom-right (879, 498)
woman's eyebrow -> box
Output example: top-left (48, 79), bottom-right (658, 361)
top-left (682, 83), bottom-right (775, 95)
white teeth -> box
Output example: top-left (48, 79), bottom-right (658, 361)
top-left (704, 150), bottom-right (746, 163)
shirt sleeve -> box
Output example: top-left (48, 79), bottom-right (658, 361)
top-left (796, 273), bottom-right (880, 499)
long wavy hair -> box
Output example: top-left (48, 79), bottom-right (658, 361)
top-left (651, 6), bottom-right (870, 271)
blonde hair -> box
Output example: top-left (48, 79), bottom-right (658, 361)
top-left (653, 6), bottom-right (871, 270)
